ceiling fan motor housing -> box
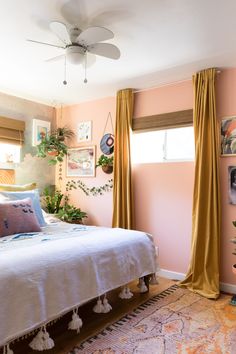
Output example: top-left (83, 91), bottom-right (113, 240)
top-left (69, 27), bottom-right (81, 43)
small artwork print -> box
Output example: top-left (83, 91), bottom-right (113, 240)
top-left (229, 166), bottom-right (236, 204)
top-left (221, 117), bottom-right (236, 155)
top-left (77, 121), bottom-right (92, 142)
top-left (67, 146), bottom-right (95, 177)
top-left (32, 119), bottom-right (51, 146)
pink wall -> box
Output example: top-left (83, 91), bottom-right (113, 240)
top-left (56, 96), bottom-right (115, 227)
top-left (133, 81), bottom-right (194, 275)
top-left (57, 72), bottom-right (236, 286)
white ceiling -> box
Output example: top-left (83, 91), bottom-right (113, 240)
top-left (0, 0), bottom-right (236, 106)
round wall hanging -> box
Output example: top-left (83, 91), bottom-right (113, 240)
top-left (100, 133), bottom-right (114, 155)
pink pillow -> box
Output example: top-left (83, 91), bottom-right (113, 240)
top-left (0, 197), bottom-right (41, 237)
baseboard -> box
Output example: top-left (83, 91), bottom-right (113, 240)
top-left (157, 269), bottom-right (185, 281)
top-left (157, 269), bottom-right (236, 294)
top-left (220, 282), bottom-right (236, 294)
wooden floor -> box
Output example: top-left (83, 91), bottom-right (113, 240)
top-left (11, 277), bottom-right (175, 354)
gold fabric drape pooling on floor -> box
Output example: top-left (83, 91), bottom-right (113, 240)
top-left (112, 89), bottom-right (134, 229)
top-left (179, 68), bottom-right (221, 299)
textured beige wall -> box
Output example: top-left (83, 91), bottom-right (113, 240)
top-left (0, 91), bottom-right (55, 190)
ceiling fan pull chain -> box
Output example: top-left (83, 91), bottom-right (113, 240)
top-left (84, 53), bottom-right (88, 84)
top-left (63, 56), bottom-right (67, 85)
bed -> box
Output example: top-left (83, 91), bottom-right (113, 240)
top-left (0, 215), bottom-right (157, 351)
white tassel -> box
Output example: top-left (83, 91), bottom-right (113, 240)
top-left (29, 328), bottom-right (45, 351)
top-left (119, 286), bottom-right (133, 299)
top-left (29, 326), bottom-right (54, 351)
top-left (42, 327), bottom-right (54, 350)
top-left (140, 278), bottom-right (148, 293)
top-left (137, 278), bottom-right (142, 288)
top-left (93, 297), bottom-right (105, 313)
top-left (68, 308), bottom-right (83, 333)
top-left (149, 273), bottom-right (159, 285)
top-left (3, 344), bottom-right (13, 354)
top-left (102, 295), bottom-right (112, 313)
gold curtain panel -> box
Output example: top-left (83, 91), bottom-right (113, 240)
top-left (179, 68), bottom-right (221, 299)
top-left (0, 116), bottom-right (25, 144)
top-left (112, 88), bottom-right (134, 229)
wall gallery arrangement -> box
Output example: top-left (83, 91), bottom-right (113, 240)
top-left (66, 146), bottom-right (96, 177)
top-left (221, 116), bottom-right (236, 155)
top-left (228, 166), bottom-right (236, 204)
top-left (77, 121), bottom-right (92, 142)
top-left (32, 119), bottom-right (51, 146)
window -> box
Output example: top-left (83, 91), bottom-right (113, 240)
top-left (131, 126), bottom-right (194, 164)
top-left (0, 143), bottom-right (21, 163)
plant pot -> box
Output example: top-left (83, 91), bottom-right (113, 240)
top-left (47, 150), bottom-right (59, 156)
top-left (232, 264), bottom-right (236, 275)
top-left (102, 165), bottom-right (113, 174)
top-left (66, 219), bottom-right (83, 224)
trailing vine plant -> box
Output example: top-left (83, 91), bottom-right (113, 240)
top-left (66, 179), bottom-right (113, 196)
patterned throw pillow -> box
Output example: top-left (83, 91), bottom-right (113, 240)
top-left (0, 190), bottom-right (46, 226)
top-left (0, 198), bottom-right (41, 237)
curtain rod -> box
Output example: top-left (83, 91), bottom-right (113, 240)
top-left (133, 70), bottom-right (221, 94)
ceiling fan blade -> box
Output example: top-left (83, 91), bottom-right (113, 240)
top-left (27, 39), bottom-right (65, 49)
top-left (77, 26), bottom-right (114, 46)
top-left (50, 21), bottom-right (72, 45)
top-left (45, 54), bottom-right (65, 63)
top-left (87, 43), bottom-right (120, 60)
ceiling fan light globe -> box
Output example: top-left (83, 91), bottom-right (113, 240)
top-left (66, 46), bottom-right (84, 64)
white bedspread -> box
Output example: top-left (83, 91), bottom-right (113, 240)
top-left (0, 222), bottom-right (157, 347)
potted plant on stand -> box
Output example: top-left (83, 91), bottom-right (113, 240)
top-left (96, 154), bottom-right (114, 174)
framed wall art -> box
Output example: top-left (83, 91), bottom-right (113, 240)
top-left (67, 146), bottom-right (96, 177)
top-left (229, 166), bottom-right (236, 204)
top-left (221, 116), bottom-right (236, 155)
top-left (77, 121), bottom-right (92, 143)
top-left (32, 119), bottom-right (51, 146)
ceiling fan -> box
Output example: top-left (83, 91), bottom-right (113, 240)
top-left (27, 21), bottom-right (121, 84)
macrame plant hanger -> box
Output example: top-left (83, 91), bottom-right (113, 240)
top-left (100, 112), bottom-right (114, 156)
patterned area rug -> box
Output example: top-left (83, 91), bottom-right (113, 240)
top-left (69, 285), bottom-right (236, 354)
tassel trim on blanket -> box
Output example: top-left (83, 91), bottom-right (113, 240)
top-left (29, 325), bottom-right (54, 351)
top-left (3, 344), bottom-right (13, 354)
top-left (149, 273), bottom-right (159, 285)
top-left (119, 286), bottom-right (133, 299)
top-left (1, 276), bottom-right (152, 351)
top-left (68, 308), bottom-right (83, 333)
top-left (93, 294), bottom-right (112, 313)
top-left (139, 278), bottom-right (148, 293)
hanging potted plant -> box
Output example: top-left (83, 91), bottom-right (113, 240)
top-left (51, 126), bottom-right (75, 142)
top-left (96, 154), bottom-right (114, 174)
top-left (36, 126), bottom-right (74, 165)
top-left (36, 134), bottom-right (68, 165)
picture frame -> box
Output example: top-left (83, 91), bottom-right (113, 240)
top-left (66, 146), bottom-right (96, 177)
top-left (228, 166), bottom-right (236, 204)
top-left (221, 116), bottom-right (236, 156)
top-left (77, 121), bottom-right (92, 142)
top-left (32, 119), bottom-right (51, 146)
